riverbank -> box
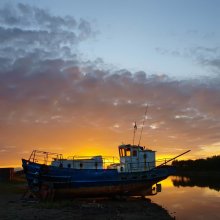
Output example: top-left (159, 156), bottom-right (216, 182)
top-left (0, 180), bottom-right (173, 220)
top-left (175, 170), bottom-right (220, 177)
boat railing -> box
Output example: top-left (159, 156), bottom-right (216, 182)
top-left (28, 150), bottom-right (63, 165)
top-left (124, 161), bottom-right (155, 172)
top-left (119, 158), bottom-right (175, 172)
top-left (27, 150), bottom-right (178, 170)
top-left (67, 155), bottom-right (119, 162)
top-left (103, 156), bottom-right (120, 169)
top-left (66, 155), bottom-right (120, 169)
top-left (156, 158), bottom-right (174, 167)
top-left (155, 150), bottom-right (191, 168)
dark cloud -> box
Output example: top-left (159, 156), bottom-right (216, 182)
top-left (199, 58), bottom-right (220, 72)
top-left (190, 47), bottom-right (220, 74)
top-left (0, 3), bottom-right (77, 30)
top-left (1, 54), bottom-right (220, 146)
top-left (0, 3), bottom-right (93, 63)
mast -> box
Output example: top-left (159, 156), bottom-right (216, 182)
top-left (132, 121), bottom-right (137, 145)
top-left (138, 105), bottom-right (148, 146)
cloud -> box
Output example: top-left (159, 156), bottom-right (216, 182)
top-left (191, 47), bottom-right (220, 74)
top-left (0, 3), bottom-right (94, 62)
top-left (199, 58), bottom-right (220, 73)
top-left (193, 47), bottom-right (219, 71)
top-left (1, 56), bottom-right (220, 149)
top-left (0, 3), bottom-right (77, 30)
top-left (156, 45), bottom-right (220, 75)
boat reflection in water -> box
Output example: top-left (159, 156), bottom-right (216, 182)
top-left (150, 176), bottom-right (220, 220)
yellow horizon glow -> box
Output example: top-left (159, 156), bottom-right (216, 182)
top-left (1, 139), bottom-right (218, 168)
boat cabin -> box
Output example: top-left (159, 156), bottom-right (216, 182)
top-left (50, 144), bottom-right (155, 172)
top-left (51, 156), bottom-right (103, 169)
top-left (117, 144), bottom-right (156, 172)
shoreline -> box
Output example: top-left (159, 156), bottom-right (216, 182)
top-left (174, 170), bottom-right (220, 178)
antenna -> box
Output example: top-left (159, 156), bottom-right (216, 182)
top-left (132, 121), bottom-right (137, 146)
top-left (138, 105), bottom-right (148, 146)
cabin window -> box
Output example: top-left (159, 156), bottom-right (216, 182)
top-left (120, 148), bottom-right (125, 157)
top-left (68, 163), bottom-right (71, 168)
top-left (79, 163), bottom-right (83, 168)
top-left (125, 148), bottom-right (131, 157)
top-left (132, 150), bottom-right (137, 157)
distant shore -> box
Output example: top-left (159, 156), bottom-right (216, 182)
top-left (0, 179), bottom-right (174, 220)
top-left (174, 170), bottom-right (220, 177)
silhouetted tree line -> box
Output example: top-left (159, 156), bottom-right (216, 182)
top-left (172, 155), bottom-right (220, 171)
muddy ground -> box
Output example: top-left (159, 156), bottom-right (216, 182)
top-left (0, 179), bottom-right (174, 220)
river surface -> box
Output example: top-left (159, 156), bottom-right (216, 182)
top-left (150, 176), bottom-right (220, 220)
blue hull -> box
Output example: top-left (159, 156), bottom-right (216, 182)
top-left (22, 159), bottom-right (175, 198)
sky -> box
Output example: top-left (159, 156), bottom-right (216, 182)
top-left (0, 0), bottom-right (220, 167)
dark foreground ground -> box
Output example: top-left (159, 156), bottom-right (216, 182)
top-left (0, 179), bottom-right (173, 220)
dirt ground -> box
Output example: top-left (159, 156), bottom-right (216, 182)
top-left (0, 180), bottom-right (174, 220)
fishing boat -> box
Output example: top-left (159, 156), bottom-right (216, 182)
top-left (22, 144), bottom-right (189, 199)
top-left (22, 108), bottom-right (190, 199)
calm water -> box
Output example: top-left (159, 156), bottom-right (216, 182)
top-left (150, 176), bottom-right (220, 220)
